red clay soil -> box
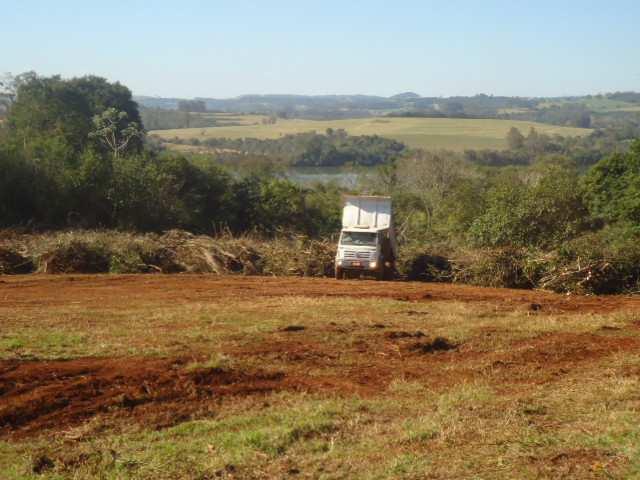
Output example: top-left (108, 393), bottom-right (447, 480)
top-left (1, 274), bottom-right (640, 314)
top-left (0, 357), bottom-right (291, 438)
top-left (2, 328), bottom-right (640, 439)
top-left (2, 275), bottom-right (640, 439)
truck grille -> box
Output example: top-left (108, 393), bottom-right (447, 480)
top-left (344, 251), bottom-right (373, 260)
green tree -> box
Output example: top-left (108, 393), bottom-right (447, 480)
top-left (469, 163), bottom-right (590, 248)
top-left (257, 178), bottom-right (306, 233)
top-left (582, 140), bottom-right (640, 225)
top-left (6, 73), bottom-right (142, 156)
top-left (89, 108), bottom-right (143, 158)
top-left (0, 144), bottom-right (39, 225)
top-left (506, 127), bottom-right (525, 150)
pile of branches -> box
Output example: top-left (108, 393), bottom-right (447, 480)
top-left (539, 259), bottom-right (639, 294)
top-left (0, 229), bottom-right (336, 277)
top-left (399, 243), bottom-right (640, 294)
top-left (0, 247), bottom-right (34, 274)
top-left (448, 248), bottom-right (545, 289)
top-left (398, 245), bottom-right (543, 289)
top-left (158, 230), bottom-right (264, 274)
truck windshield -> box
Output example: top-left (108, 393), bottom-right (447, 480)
top-left (340, 231), bottom-right (377, 246)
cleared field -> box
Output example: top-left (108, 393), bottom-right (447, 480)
top-left (151, 116), bottom-right (591, 151)
top-left (1, 275), bottom-right (640, 479)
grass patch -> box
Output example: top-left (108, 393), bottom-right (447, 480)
top-left (184, 353), bottom-right (233, 372)
top-left (0, 331), bottom-right (87, 359)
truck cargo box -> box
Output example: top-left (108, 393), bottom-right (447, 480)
top-left (342, 195), bottom-right (392, 230)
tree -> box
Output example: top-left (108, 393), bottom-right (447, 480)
top-left (582, 140), bottom-right (640, 225)
top-left (0, 144), bottom-right (40, 225)
top-left (89, 108), bottom-right (143, 158)
top-left (506, 127), bottom-right (525, 150)
top-left (394, 151), bottom-right (471, 229)
top-left (5, 73), bottom-right (142, 155)
top-left (469, 163), bottom-right (590, 248)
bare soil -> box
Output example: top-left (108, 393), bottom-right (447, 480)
top-left (1, 274), bottom-right (639, 313)
top-left (1, 275), bottom-right (639, 439)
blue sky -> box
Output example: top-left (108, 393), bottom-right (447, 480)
top-left (2, 0), bottom-right (639, 98)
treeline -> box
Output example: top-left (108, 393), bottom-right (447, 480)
top-left (393, 95), bottom-right (537, 118)
top-left (462, 126), bottom-right (637, 168)
top-left (395, 101), bottom-right (596, 128)
top-left (140, 107), bottom-right (218, 130)
top-left (177, 99), bottom-right (207, 112)
top-left (607, 92), bottom-right (640, 103)
top-left (515, 103), bottom-right (592, 128)
top-left (382, 143), bottom-right (640, 249)
top-left (370, 141), bottom-right (640, 292)
top-left (0, 145), bottom-right (341, 235)
top-left (169, 129), bottom-right (406, 167)
top-left (0, 74), bottom-right (340, 236)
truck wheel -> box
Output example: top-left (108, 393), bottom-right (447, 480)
top-left (383, 264), bottom-right (395, 281)
top-left (374, 269), bottom-right (384, 281)
top-left (335, 267), bottom-right (344, 280)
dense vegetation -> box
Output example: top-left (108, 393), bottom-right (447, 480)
top-left (3, 73), bottom-right (640, 292)
top-left (463, 125), bottom-right (636, 168)
top-left (171, 129), bottom-right (406, 167)
top-left (0, 74), bottom-right (341, 235)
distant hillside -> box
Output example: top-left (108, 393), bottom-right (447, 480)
top-left (390, 92), bottom-right (421, 99)
top-left (135, 93), bottom-right (537, 119)
top-left (135, 91), bottom-right (640, 128)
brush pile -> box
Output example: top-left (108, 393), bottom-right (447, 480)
top-left (3, 228), bottom-right (640, 294)
top-left (0, 247), bottom-right (34, 274)
top-left (0, 229), bottom-right (336, 277)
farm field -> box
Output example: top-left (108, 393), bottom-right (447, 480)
top-left (1, 275), bottom-right (640, 479)
top-left (150, 116), bottom-right (592, 151)
top-left (539, 98), bottom-right (640, 113)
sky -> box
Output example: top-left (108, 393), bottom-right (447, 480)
top-left (2, 0), bottom-right (639, 99)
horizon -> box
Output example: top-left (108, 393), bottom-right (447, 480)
top-left (133, 90), bottom-right (638, 102)
top-left (3, 0), bottom-right (639, 99)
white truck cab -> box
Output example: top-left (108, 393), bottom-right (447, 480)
top-left (335, 196), bottom-right (397, 280)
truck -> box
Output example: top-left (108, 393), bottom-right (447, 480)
top-left (334, 195), bottom-right (397, 280)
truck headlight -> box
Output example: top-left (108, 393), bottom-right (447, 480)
top-left (369, 261), bottom-right (377, 269)
top-left (337, 259), bottom-right (342, 266)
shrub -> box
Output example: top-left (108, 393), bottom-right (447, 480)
top-left (452, 248), bottom-right (543, 289)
